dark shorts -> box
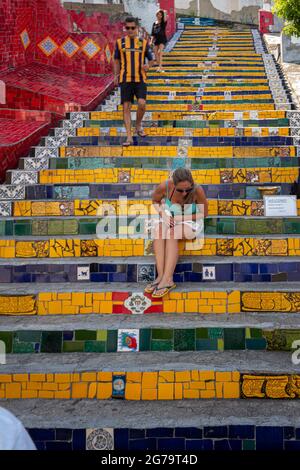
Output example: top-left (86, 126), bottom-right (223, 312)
top-left (120, 82), bottom-right (147, 104)
top-left (154, 39), bottom-right (167, 47)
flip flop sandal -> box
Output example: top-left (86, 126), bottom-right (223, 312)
top-left (144, 282), bottom-right (160, 294)
top-left (152, 284), bottom-right (176, 298)
top-left (122, 140), bottom-right (133, 147)
top-left (136, 129), bottom-right (147, 138)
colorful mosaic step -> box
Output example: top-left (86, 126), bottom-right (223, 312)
top-left (7, 167), bottom-right (298, 185)
top-left (0, 237), bottom-right (299, 258)
top-left (0, 259), bottom-right (298, 284)
top-left (1, 327), bottom-right (300, 353)
top-left (0, 286), bottom-right (299, 315)
top-left (1, 351), bottom-right (300, 400)
top-left (0, 217), bottom-right (299, 237)
top-left (9, 198), bottom-right (300, 217)
top-left (24, 424), bottom-right (300, 451)
top-left (0, 183), bottom-right (295, 201)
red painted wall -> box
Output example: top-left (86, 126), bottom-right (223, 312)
top-left (160, 0), bottom-right (176, 38)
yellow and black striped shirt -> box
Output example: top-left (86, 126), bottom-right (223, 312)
top-left (114, 37), bottom-right (153, 83)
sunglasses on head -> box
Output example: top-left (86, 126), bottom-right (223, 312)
top-left (175, 186), bottom-right (194, 194)
top-left (125, 26), bottom-right (136, 30)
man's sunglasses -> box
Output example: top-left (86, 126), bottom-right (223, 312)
top-left (125, 26), bottom-right (136, 30)
top-left (175, 186), bottom-right (194, 194)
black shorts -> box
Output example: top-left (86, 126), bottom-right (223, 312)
top-left (120, 82), bottom-right (147, 104)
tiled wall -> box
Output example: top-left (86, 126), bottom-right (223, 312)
top-left (1, 371), bottom-right (300, 400)
top-left (27, 426), bottom-right (300, 450)
top-left (1, 328), bottom-right (299, 353)
top-left (0, 0), bottom-right (122, 75)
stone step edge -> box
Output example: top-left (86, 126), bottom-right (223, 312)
top-left (4, 399), bottom-right (300, 429)
top-left (0, 255), bottom-right (298, 265)
top-left (0, 281), bottom-right (298, 294)
top-left (1, 311), bottom-right (300, 330)
top-left (0, 350), bottom-right (298, 374)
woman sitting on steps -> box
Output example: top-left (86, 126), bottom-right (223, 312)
top-left (145, 168), bottom-right (208, 298)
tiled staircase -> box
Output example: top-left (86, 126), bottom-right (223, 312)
top-left (1, 21), bottom-right (300, 451)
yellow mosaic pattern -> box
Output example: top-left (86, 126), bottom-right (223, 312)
top-left (0, 290), bottom-right (240, 316)
top-left (0, 291), bottom-right (299, 317)
top-left (38, 168), bottom-right (299, 185)
top-left (89, 110), bottom-right (286, 121)
top-left (0, 238), bottom-right (298, 259)
top-left (12, 199), bottom-right (300, 218)
top-left (0, 370), bottom-right (241, 400)
top-left (77, 127), bottom-right (290, 138)
top-left (60, 146), bottom-right (295, 158)
top-left (241, 375), bottom-right (300, 399)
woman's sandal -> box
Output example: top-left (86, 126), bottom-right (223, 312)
top-left (152, 284), bottom-right (177, 298)
top-left (144, 282), bottom-right (160, 294)
top-left (135, 128), bottom-right (147, 138)
top-left (122, 140), bottom-right (133, 147)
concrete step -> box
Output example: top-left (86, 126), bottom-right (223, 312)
top-left (2, 310), bottom-right (300, 330)
top-left (4, 399), bottom-right (300, 429)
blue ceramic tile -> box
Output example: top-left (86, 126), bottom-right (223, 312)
top-left (114, 429), bottom-right (129, 450)
top-left (256, 427), bottom-right (283, 451)
top-left (175, 428), bottom-right (203, 438)
top-left (129, 429), bottom-right (145, 439)
top-left (157, 438), bottom-right (185, 451)
top-left (284, 427), bottom-right (295, 440)
top-left (28, 429), bottom-right (55, 441)
top-left (73, 429), bottom-right (86, 450)
top-left (55, 429), bottom-right (72, 440)
top-left (46, 441), bottom-right (73, 450)
top-left (129, 438), bottom-right (157, 451)
top-left (204, 426), bottom-right (228, 438)
top-left (147, 428), bottom-right (173, 438)
top-left (229, 425), bottom-right (255, 439)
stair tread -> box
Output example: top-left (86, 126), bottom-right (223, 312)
top-left (0, 350), bottom-right (298, 374)
top-left (2, 312), bottom-right (300, 330)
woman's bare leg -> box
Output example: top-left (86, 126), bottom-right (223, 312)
top-left (158, 44), bottom-right (165, 70)
top-left (146, 222), bottom-right (166, 289)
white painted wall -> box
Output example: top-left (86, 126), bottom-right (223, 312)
top-left (123, 0), bottom-right (159, 33)
top-left (176, 0), bottom-right (264, 15)
top-left (61, 0), bottom-right (158, 33)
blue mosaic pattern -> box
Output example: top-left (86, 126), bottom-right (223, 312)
top-left (27, 426), bottom-right (300, 451)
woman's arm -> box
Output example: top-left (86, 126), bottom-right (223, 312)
top-left (152, 181), bottom-right (167, 206)
top-left (195, 186), bottom-right (208, 218)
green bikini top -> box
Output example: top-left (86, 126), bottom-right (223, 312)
top-left (165, 180), bottom-right (199, 216)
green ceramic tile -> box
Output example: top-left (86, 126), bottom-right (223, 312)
top-left (14, 222), bottom-right (32, 236)
top-left (196, 339), bottom-right (218, 350)
top-left (208, 328), bottom-right (224, 339)
top-left (47, 220), bottom-right (64, 235)
top-left (79, 221), bottom-right (97, 235)
top-left (174, 329), bottom-right (195, 351)
top-left (75, 330), bottom-right (97, 341)
top-left (0, 332), bottom-right (13, 353)
top-left (250, 328), bottom-right (263, 338)
top-left (245, 338), bottom-right (267, 350)
top-left (63, 341), bottom-right (85, 352)
top-left (32, 220), bottom-right (48, 236)
top-left (152, 329), bottom-right (174, 340)
top-left (242, 440), bottom-right (256, 451)
top-left (40, 332), bottom-right (62, 353)
top-left (139, 329), bottom-right (151, 351)
top-left (106, 330), bottom-right (118, 352)
top-left (63, 220), bottom-right (78, 235)
top-left (13, 342), bottom-right (36, 353)
top-left (96, 330), bottom-right (108, 341)
top-left (84, 341), bottom-right (106, 353)
top-left (224, 329), bottom-right (245, 350)
top-left (196, 328), bottom-right (208, 339)
top-left (151, 340), bottom-right (173, 351)
top-left (16, 331), bottom-right (42, 342)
